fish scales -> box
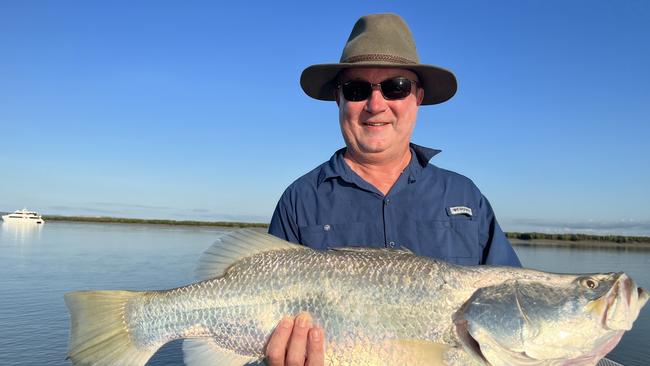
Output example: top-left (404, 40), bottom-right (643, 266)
top-left (125, 248), bottom-right (470, 357)
top-left (65, 230), bottom-right (648, 366)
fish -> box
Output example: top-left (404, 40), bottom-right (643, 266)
top-left (65, 229), bottom-right (648, 366)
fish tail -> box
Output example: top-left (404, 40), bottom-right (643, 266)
top-left (64, 290), bottom-right (156, 366)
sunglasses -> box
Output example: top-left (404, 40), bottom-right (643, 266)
top-left (337, 77), bottom-right (418, 102)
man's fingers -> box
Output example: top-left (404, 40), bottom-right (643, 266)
top-left (306, 326), bottom-right (325, 366)
top-left (265, 316), bottom-right (294, 366)
top-left (285, 312), bottom-right (312, 366)
top-left (265, 313), bottom-right (325, 366)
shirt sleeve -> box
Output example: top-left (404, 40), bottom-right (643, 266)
top-left (268, 188), bottom-right (301, 244)
top-left (477, 194), bottom-right (522, 267)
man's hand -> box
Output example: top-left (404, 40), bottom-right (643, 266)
top-left (265, 312), bottom-right (325, 366)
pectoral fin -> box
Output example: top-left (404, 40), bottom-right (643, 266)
top-left (387, 339), bottom-right (450, 365)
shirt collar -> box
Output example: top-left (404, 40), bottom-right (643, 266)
top-left (317, 143), bottom-right (441, 186)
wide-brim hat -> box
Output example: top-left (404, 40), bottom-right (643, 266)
top-left (300, 13), bottom-right (457, 106)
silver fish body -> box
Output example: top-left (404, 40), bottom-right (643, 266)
top-left (65, 230), bottom-right (648, 366)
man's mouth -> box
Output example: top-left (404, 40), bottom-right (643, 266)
top-left (364, 122), bottom-right (390, 127)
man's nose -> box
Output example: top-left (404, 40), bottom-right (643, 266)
top-left (364, 87), bottom-right (387, 113)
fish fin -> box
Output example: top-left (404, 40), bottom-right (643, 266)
top-left (196, 229), bottom-right (305, 281)
top-left (386, 339), bottom-right (450, 365)
top-left (64, 290), bottom-right (157, 366)
top-left (182, 338), bottom-right (262, 366)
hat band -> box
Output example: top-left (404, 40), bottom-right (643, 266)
top-left (342, 53), bottom-right (417, 65)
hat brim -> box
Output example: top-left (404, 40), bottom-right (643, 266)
top-left (300, 63), bottom-right (457, 105)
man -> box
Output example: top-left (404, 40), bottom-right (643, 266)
top-left (265, 13), bottom-right (521, 366)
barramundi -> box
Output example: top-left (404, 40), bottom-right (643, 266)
top-left (65, 230), bottom-right (648, 365)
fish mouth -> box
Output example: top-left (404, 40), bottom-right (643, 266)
top-left (589, 273), bottom-right (649, 331)
top-left (639, 287), bottom-right (650, 307)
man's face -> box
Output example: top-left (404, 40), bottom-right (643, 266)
top-left (336, 68), bottom-right (424, 160)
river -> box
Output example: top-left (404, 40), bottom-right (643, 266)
top-left (0, 221), bottom-right (647, 365)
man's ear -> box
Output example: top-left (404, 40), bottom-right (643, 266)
top-left (416, 87), bottom-right (424, 106)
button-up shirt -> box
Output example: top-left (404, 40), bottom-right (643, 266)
top-left (269, 144), bottom-right (521, 266)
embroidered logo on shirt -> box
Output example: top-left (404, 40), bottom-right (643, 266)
top-left (447, 206), bottom-right (473, 217)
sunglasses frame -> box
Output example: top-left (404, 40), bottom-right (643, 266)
top-left (336, 77), bottom-right (419, 102)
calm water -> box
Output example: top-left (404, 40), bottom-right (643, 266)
top-left (0, 221), bottom-right (648, 365)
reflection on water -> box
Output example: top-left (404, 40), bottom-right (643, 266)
top-left (1, 221), bottom-right (43, 244)
top-left (0, 222), bottom-right (648, 366)
top-left (0, 221), bottom-right (225, 366)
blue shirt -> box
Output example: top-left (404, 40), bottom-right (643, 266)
top-left (269, 144), bottom-right (521, 267)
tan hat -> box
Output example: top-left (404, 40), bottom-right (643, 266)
top-left (300, 13), bottom-right (457, 105)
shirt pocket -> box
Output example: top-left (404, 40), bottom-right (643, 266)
top-left (298, 222), bottom-right (380, 250)
top-left (415, 219), bottom-right (480, 265)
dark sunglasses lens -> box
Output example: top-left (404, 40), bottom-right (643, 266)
top-left (342, 81), bottom-right (371, 101)
top-left (381, 78), bottom-right (412, 100)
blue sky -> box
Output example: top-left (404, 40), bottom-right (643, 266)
top-left (1, 1), bottom-right (649, 235)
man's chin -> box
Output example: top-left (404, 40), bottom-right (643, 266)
top-left (350, 146), bottom-right (406, 163)
top-left (358, 145), bottom-right (389, 155)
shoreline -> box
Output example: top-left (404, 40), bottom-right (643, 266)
top-left (26, 215), bottom-right (650, 250)
top-left (40, 215), bottom-right (268, 228)
top-left (509, 238), bottom-right (650, 251)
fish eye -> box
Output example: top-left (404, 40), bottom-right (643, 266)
top-left (580, 278), bottom-right (599, 289)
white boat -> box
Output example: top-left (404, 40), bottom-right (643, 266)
top-left (2, 208), bottom-right (45, 224)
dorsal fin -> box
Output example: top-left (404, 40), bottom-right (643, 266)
top-left (195, 229), bottom-right (305, 281)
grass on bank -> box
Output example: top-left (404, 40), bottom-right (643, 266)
top-left (41, 215), bottom-right (650, 245)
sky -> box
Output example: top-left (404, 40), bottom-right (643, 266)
top-left (1, 1), bottom-right (649, 236)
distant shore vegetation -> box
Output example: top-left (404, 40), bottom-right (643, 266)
top-left (39, 215), bottom-right (650, 246)
top-left (42, 215), bottom-right (267, 228)
top-left (506, 232), bottom-right (650, 244)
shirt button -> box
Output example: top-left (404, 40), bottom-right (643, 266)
top-left (384, 198), bottom-right (390, 205)
top-left (323, 224), bottom-right (331, 231)
top-left (388, 241), bottom-right (395, 248)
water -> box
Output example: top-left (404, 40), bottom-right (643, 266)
top-left (0, 221), bottom-right (219, 365)
top-left (514, 245), bottom-right (650, 366)
top-left (0, 221), bottom-right (648, 365)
